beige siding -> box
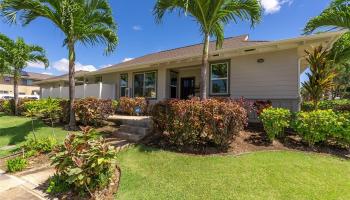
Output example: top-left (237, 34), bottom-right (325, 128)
top-left (230, 49), bottom-right (299, 99)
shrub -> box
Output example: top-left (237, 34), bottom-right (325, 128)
top-left (23, 136), bottom-right (58, 153)
top-left (2, 100), bottom-right (11, 114)
top-left (46, 174), bottom-right (70, 195)
top-left (292, 110), bottom-right (339, 146)
top-left (50, 127), bottom-right (119, 197)
top-left (74, 98), bottom-right (114, 126)
top-left (59, 100), bottom-right (70, 124)
top-left (0, 99), bottom-right (5, 112)
top-left (7, 157), bottom-right (28, 172)
top-left (152, 99), bottom-right (248, 149)
top-left (260, 108), bottom-right (291, 141)
top-left (302, 99), bottom-right (350, 112)
top-left (332, 112), bottom-right (350, 147)
top-left (253, 100), bottom-right (272, 116)
top-left (5, 99), bottom-right (33, 115)
top-left (118, 97), bottom-right (148, 116)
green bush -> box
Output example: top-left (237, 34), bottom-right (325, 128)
top-left (118, 97), bottom-right (148, 116)
top-left (74, 98), bottom-right (114, 126)
top-left (7, 157), bottom-right (28, 172)
top-left (0, 99), bottom-right (5, 112)
top-left (302, 99), bottom-right (350, 112)
top-left (46, 174), bottom-right (70, 195)
top-left (260, 108), bottom-right (291, 141)
top-left (152, 99), bottom-right (248, 149)
top-left (293, 110), bottom-right (339, 146)
top-left (332, 112), bottom-right (350, 147)
top-left (2, 100), bottom-right (11, 114)
top-left (50, 127), bottom-right (119, 196)
top-left (23, 136), bottom-right (58, 153)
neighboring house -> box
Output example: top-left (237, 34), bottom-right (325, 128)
top-left (35, 32), bottom-right (342, 114)
top-left (0, 71), bottom-right (53, 96)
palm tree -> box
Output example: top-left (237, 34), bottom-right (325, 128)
top-left (0, 0), bottom-right (118, 129)
top-left (302, 46), bottom-right (336, 110)
top-left (154, 0), bottom-right (261, 100)
top-left (304, 0), bottom-right (350, 34)
top-left (0, 34), bottom-right (49, 115)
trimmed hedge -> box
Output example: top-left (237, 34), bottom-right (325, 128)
top-left (74, 98), bottom-right (114, 126)
top-left (152, 99), bottom-right (248, 149)
top-left (260, 108), bottom-right (291, 141)
top-left (302, 99), bottom-right (350, 112)
top-left (118, 97), bottom-right (148, 116)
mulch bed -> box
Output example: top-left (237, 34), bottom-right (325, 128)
top-left (143, 123), bottom-right (350, 159)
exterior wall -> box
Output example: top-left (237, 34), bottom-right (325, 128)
top-left (0, 84), bottom-right (40, 95)
top-left (230, 49), bottom-right (299, 100)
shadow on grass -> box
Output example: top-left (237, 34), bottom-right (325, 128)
top-left (0, 119), bottom-right (46, 145)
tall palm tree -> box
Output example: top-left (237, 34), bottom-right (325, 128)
top-left (154, 0), bottom-right (261, 100)
top-left (302, 46), bottom-right (336, 110)
top-left (304, 0), bottom-right (350, 34)
top-left (0, 0), bottom-right (118, 129)
top-left (0, 34), bottom-right (49, 115)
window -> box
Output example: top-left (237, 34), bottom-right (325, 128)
top-left (120, 74), bottom-right (128, 97)
top-left (4, 77), bottom-right (11, 84)
top-left (210, 62), bottom-right (229, 95)
top-left (0, 90), bottom-right (9, 94)
top-left (170, 71), bottom-right (178, 98)
top-left (19, 92), bottom-right (25, 95)
top-left (133, 71), bottom-right (157, 98)
top-left (95, 76), bottom-right (102, 83)
top-left (27, 79), bottom-right (33, 86)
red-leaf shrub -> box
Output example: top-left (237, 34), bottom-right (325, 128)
top-left (152, 99), bottom-right (248, 149)
top-left (0, 99), bottom-right (5, 112)
top-left (253, 100), bottom-right (272, 116)
top-left (118, 97), bottom-right (148, 116)
top-left (74, 98), bottom-right (114, 126)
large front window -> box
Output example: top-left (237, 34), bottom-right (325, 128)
top-left (210, 62), bottom-right (229, 95)
top-left (120, 74), bottom-right (128, 97)
top-left (133, 71), bottom-right (157, 98)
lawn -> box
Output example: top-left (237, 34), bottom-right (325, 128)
top-left (117, 146), bottom-right (350, 200)
top-left (0, 113), bottom-right (69, 157)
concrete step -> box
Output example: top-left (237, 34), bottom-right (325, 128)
top-left (114, 131), bottom-right (145, 142)
top-left (119, 125), bottom-right (151, 136)
top-left (108, 115), bottom-right (152, 128)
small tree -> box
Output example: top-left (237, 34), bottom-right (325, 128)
top-left (41, 98), bottom-right (61, 136)
top-left (23, 107), bottom-right (40, 142)
top-left (303, 46), bottom-right (336, 110)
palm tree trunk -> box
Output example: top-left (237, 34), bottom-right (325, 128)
top-left (200, 33), bottom-right (210, 100)
top-left (13, 71), bottom-right (19, 116)
top-left (68, 43), bottom-right (77, 130)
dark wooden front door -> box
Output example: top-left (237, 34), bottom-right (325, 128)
top-left (181, 77), bottom-right (195, 99)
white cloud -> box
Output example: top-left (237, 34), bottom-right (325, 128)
top-left (98, 64), bottom-right (112, 69)
top-left (52, 58), bottom-right (97, 72)
top-left (42, 72), bottom-right (53, 75)
top-left (132, 25), bottom-right (142, 31)
top-left (122, 58), bottom-right (134, 62)
top-left (27, 61), bottom-right (46, 69)
top-left (259, 0), bottom-right (292, 14)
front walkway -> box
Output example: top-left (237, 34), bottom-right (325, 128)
top-left (0, 167), bottom-right (54, 200)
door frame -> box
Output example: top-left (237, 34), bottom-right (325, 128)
top-left (180, 77), bottom-right (195, 99)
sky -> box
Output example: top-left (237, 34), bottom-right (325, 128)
top-left (0, 0), bottom-right (333, 80)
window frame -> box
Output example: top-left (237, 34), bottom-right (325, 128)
top-left (119, 73), bottom-right (128, 97)
top-left (209, 61), bottom-right (230, 96)
top-left (132, 71), bottom-right (157, 99)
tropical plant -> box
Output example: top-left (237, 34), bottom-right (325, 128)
top-left (153, 0), bottom-right (261, 100)
top-left (6, 156), bottom-right (28, 172)
top-left (51, 127), bottom-right (119, 197)
top-left (42, 98), bottom-right (61, 136)
top-left (23, 107), bottom-right (40, 142)
top-left (0, 0), bottom-right (118, 129)
top-left (0, 33), bottom-right (48, 115)
top-left (302, 46), bottom-right (336, 110)
top-left (304, 0), bottom-right (350, 35)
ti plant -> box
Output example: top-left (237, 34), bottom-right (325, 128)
top-left (23, 107), bottom-right (41, 142)
top-left (41, 98), bottom-right (62, 137)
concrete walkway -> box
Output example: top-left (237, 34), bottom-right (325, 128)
top-left (0, 167), bottom-right (54, 200)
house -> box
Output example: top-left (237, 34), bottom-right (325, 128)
top-left (34, 32), bottom-right (342, 113)
top-left (0, 71), bottom-right (53, 96)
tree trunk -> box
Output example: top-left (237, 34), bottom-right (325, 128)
top-left (68, 43), bottom-right (77, 130)
top-left (13, 71), bottom-right (19, 116)
top-left (200, 33), bottom-right (210, 101)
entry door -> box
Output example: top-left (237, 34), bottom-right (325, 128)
top-left (181, 77), bottom-right (195, 99)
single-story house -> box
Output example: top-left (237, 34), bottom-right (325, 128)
top-left (34, 31), bottom-right (343, 115)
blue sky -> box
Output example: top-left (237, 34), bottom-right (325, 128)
top-left (0, 0), bottom-right (332, 79)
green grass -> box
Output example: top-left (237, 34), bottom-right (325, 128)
top-left (0, 113), bottom-right (69, 157)
top-left (117, 146), bottom-right (350, 200)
